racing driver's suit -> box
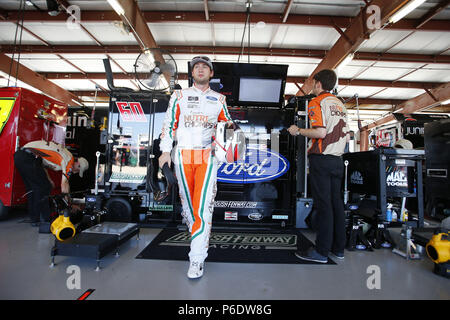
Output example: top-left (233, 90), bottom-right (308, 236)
top-left (160, 85), bottom-right (233, 263)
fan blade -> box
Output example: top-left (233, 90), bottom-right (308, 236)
top-left (159, 62), bottom-right (175, 75)
top-left (144, 72), bottom-right (161, 88)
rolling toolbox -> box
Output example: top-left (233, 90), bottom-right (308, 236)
top-left (50, 222), bottom-right (140, 271)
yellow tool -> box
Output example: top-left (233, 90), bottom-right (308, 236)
top-left (426, 232), bottom-right (450, 264)
top-left (51, 208), bottom-right (76, 241)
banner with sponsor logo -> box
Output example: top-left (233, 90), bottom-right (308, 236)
top-left (217, 146), bottom-right (289, 184)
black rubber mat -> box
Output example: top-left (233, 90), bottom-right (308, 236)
top-left (136, 228), bottom-right (336, 265)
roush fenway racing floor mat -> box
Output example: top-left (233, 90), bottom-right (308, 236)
top-left (136, 228), bottom-right (336, 265)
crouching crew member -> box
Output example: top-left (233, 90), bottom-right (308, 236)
top-left (14, 140), bottom-right (89, 233)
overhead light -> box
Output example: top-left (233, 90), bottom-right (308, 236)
top-left (255, 21), bottom-right (266, 29)
top-left (336, 53), bottom-right (354, 70)
top-left (441, 98), bottom-right (450, 105)
top-left (107, 0), bottom-right (125, 16)
top-left (389, 0), bottom-right (426, 24)
top-left (25, 0), bottom-right (33, 6)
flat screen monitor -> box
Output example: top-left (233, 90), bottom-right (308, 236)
top-left (238, 78), bottom-right (283, 103)
top-left (188, 62), bottom-right (288, 108)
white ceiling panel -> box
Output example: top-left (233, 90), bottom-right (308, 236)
top-left (387, 31), bottom-right (450, 55)
top-left (290, 0), bottom-right (363, 16)
top-left (8, 54), bottom-right (81, 72)
top-left (0, 22), bottom-right (42, 44)
top-left (284, 82), bottom-right (301, 96)
top-left (353, 65), bottom-right (416, 81)
top-left (337, 85), bottom-right (385, 98)
top-left (82, 22), bottom-right (137, 45)
top-left (273, 25), bottom-right (340, 50)
top-left (371, 61), bottom-right (427, 69)
top-left (106, 54), bottom-right (140, 73)
top-left (336, 63), bottom-right (374, 79)
top-left (212, 23), bottom-right (252, 47)
top-left (400, 68), bottom-right (450, 83)
top-left (286, 63), bottom-right (317, 77)
top-left (150, 23), bottom-right (213, 46)
top-left (360, 30), bottom-right (414, 52)
top-left (22, 22), bottom-right (96, 44)
top-left (58, 54), bottom-right (109, 73)
top-left (138, 1), bottom-right (205, 11)
top-left (371, 87), bottom-right (425, 100)
top-left (50, 79), bottom-right (99, 91)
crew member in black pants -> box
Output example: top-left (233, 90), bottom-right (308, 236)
top-left (14, 149), bottom-right (52, 226)
top-left (288, 69), bottom-right (349, 263)
top-left (14, 140), bottom-right (89, 233)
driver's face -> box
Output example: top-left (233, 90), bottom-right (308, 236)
top-left (192, 62), bottom-right (213, 85)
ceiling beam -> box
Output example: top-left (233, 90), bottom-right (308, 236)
top-left (0, 53), bottom-right (81, 105)
top-left (2, 44), bottom-right (449, 64)
top-left (399, 81), bottom-right (450, 114)
top-left (296, 0), bottom-right (422, 96)
top-left (73, 89), bottom-right (403, 107)
top-left (2, 10), bottom-right (449, 32)
top-left (360, 81), bottom-right (450, 130)
top-left (40, 71), bottom-right (443, 90)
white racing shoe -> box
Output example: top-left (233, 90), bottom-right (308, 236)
top-left (187, 261), bottom-right (204, 279)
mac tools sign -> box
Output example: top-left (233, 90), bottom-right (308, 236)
top-left (217, 146), bottom-right (289, 184)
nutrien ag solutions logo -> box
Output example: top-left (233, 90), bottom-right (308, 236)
top-left (217, 146), bottom-right (289, 184)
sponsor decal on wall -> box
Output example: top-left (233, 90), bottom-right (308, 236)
top-left (217, 146), bottom-right (289, 184)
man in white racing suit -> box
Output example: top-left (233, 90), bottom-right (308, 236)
top-left (159, 56), bottom-right (233, 279)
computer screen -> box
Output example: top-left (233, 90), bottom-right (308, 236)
top-left (239, 78), bottom-right (282, 103)
top-left (188, 62), bottom-right (288, 108)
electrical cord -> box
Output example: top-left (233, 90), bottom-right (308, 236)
top-left (237, 0), bottom-right (252, 63)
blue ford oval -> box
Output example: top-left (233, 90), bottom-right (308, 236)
top-left (217, 146), bottom-right (290, 184)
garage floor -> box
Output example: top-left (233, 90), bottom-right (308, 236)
top-left (0, 209), bottom-right (448, 300)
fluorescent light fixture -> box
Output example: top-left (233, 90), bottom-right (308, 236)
top-left (337, 53), bottom-right (354, 70)
top-left (107, 0), bottom-right (125, 16)
top-left (441, 98), bottom-right (450, 105)
top-left (389, 0), bottom-right (426, 24)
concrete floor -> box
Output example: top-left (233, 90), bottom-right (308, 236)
top-left (0, 209), bottom-right (448, 300)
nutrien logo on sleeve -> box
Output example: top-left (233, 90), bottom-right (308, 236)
top-left (217, 146), bottom-right (289, 184)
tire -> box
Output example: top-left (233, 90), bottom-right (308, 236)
top-left (0, 200), bottom-right (10, 221)
top-left (105, 197), bottom-right (133, 222)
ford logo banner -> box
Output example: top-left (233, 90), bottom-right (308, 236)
top-left (217, 146), bottom-right (289, 184)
